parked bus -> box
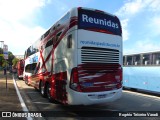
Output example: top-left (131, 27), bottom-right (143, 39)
top-left (23, 7), bottom-right (123, 105)
top-left (16, 59), bottom-right (24, 79)
top-left (123, 51), bottom-right (160, 94)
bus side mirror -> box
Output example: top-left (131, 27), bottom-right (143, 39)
top-left (67, 35), bottom-right (72, 48)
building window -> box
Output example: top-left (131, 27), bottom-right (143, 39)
top-left (126, 56), bottom-right (133, 65)
top-left (153, 52), bottom-right (160, 65)
top-left (142, 54), bottom-right (151, 65)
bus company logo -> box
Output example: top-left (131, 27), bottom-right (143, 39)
top-left (81, 14), bottom-right (119, 29)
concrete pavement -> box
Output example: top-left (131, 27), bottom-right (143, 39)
top-left (0, 71), bottom-right (23, 111)
top-left (0, 71), bottom-right (26, 120)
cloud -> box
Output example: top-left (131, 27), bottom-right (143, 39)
top-left (121, 19), bottom-right (129, 41)
top-left (116, 0), bottom-right (160, 17)
top-left (0, 0), bottom-right (47, 22)
top-left (0, 0), bottom-right (48, 55)
top-left (0, 0), bottom-right (92, 55)
top-left (147, 16), bottom-right (160, 37)
top-left (124, 39), bottom-right (160, 54)
top-left (47, 0), bottom-right (92, 17)
top-left (116, 0), bottom-right (143, 17)
top-left (115, 0), bottom-right (143, 42)
top-left (0, 19), bottom-right (46, 55)
top-left (116, 0), bottom-right (160, 44)
top-left (148, 0), bottom-right (160, 12)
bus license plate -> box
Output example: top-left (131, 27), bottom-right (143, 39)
top-left (98, 94), bottom-right (106, 99)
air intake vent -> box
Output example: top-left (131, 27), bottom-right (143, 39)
top-left (81, 47), bottom-right (119, 64)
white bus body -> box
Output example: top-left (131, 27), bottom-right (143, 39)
top-left (23, 7), bottom-right (123, 105)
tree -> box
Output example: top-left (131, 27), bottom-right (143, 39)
top-left (12, 57), bottom-right (19, 68)
top-left (8, 51), bottom-right (15, 65)
top-left (0, 48), bottom-right (3, 67)
top-left (2, 59), bottom-right (9, 67)
top-left (0, 48), bottom-right (17, 69)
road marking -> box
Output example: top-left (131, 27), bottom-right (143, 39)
top-left (13, 75), bottom-right (33, 120)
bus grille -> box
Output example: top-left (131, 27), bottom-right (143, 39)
top-left (81, 47), bottom-right (119, 64)
top-left (78, 63), bottom-right (120, 73)
top-left (78, 47), bottom-right (121, 92)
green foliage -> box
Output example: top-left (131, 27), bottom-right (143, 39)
top-left (0, 48), bottom-right (3, 54)
top-left (0, 48), bottom-right (16, 67)
top-left (12, 57), bottom-right (19, 67)
top-left (2, 60), bottom-right (9, 67)
top-left (8, 51), bottom-right (15, 65)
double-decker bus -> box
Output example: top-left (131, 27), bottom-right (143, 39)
top-left (123, 51), bottom-right (160, 94)
top-left (23, 7), bottom-right (123, 105)
top-left (16, 59), bottom-right (24, 79)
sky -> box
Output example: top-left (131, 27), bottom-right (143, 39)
top-left (0, 0), bottom-right (160, 55)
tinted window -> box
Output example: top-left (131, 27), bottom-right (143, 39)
top-left (34, 62), bottom-right (40, 74)
top-left (142, 54), bottom-right (152, 65)
top-left (123, 56), bottom-right (126, 65)
top-left (56, 32), bottom-right (62, 42)
top-left (27, 46), bottom-right (32, 57)
top-left (45, 39), bottom-right (53, 48)
top-left (44, 29), bottom-right (50, 38)
top-left (25, 63), bottom-right (37, 73)
top-left (133, 54), bottom-right (141, 65)
top-left (126, 56), bottom-right (133, 65)
top-left (153, 52), bottom-right (160, 65)
top-left (67, 35), bottom-right (72, 48)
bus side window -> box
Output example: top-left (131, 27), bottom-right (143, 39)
top-left (56, 32), bottom-right (62, 42)
top-left (34, 63), bottom-right (40, 74)
top-left (45, 38), bottom-right (53, 48)
top-left (67, 35), bottom-right (72, 48)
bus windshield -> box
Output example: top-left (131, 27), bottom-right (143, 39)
top-left (78, 8), bottom-right (121, 36)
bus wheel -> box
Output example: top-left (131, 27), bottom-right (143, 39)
top-left (46, 83), bottom-right (54, 102)
top-left (40, 81), bottom-right (47, 97)
top-left (25, 79), bottom-right (28, 85)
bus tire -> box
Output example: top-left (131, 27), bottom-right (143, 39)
top-left (46, 83), bottom-right (54, 102)
top-left (40, 81), bottom-right (47, 97)
top-left (25, 79), bottom-right (28, 85)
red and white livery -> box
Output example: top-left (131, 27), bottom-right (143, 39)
top-left (16, 59), bottom-right (24, 79)
top-left (23, 7), bottom-right (123, 105)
